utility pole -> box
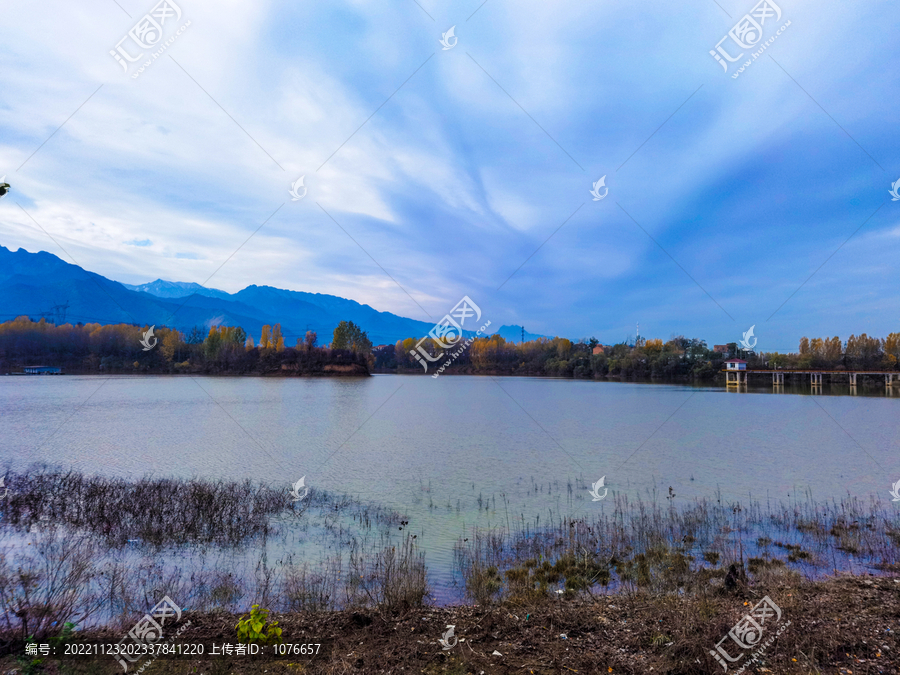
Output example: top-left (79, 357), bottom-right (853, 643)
top-left (521, 326), bottom-right (524, 344)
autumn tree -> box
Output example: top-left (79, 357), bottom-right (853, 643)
top-left (395, 337), bottom-right (418, 368)
top-left (824, 336), bottom-right (842, 363)
top-left (554, 337), bottom-right (572, 358)
top-left (160, 329), bottom-right (184, 362)
top-left (846, 334), bottom-right (882, 370)
top-left (304, 330), bottom-right (317, 351)
top-left (644, 338), bottom-right (664, 354)
top-left (809, 338), bottom-right (825, 358)
top-left (272, 324), bottom-right (284, 352)
top-left (883, 333), bottom-right (900, 368)
top-left (203, 325), bottom-right (246, 360)
top-left (204, 327), bottom-right (222, 360)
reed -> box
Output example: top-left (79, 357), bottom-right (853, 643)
top-left (453, 492), bottom-right (900, 604)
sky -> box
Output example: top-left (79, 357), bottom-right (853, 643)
top-left (0, 0), bottom-right (898, 351)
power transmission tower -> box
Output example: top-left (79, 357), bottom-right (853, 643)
top-left (39, 301), bottom-right (70, 325)
top-left (52, 301), bottom-right (69, 324)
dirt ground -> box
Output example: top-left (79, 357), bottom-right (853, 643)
top-left (2, 575), bottom-right (898, 675)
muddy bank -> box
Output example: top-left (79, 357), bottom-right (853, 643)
top-left (2, 575), bottom-right (897, 674)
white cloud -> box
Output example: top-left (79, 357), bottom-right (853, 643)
top-left (0, 0), bottom-right (896, 341)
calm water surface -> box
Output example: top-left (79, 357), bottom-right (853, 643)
top-left (2, 374), bottom-right (898, 595)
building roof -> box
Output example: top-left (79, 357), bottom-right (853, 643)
top-left (724, 358), bottom-right (747, 363)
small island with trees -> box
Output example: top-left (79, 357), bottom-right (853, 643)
top-left (0, 317), bottom-right (371, 376)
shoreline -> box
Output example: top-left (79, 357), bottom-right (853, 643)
top-left (1, 575), bottom-right (896, 673)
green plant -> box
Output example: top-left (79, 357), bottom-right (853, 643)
top-left (16, 636), bottom-right (44, 675)
top-left (50, 621), bottom-right (76, 647)
top-left (13, 622), bottom-right (78, 674)
top-left (236, 605), bottom-right (282, 645)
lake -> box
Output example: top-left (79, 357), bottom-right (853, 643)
top-left (2, 374), bottom-right (898, 598)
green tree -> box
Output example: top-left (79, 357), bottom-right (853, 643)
top-left (332, 321), bottom-right (372, 354)
top-left (349, 323), bottom-right (372, 354)
top-left (186, 326), bottom-right (205, 344)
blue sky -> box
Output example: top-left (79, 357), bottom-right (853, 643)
top-left (0, 0), bottom-right (898, 350)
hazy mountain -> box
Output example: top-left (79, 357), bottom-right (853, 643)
top-left (121, 279), bottom-right (232, 301)
top-left (0, 245), bottom-right (486, 346)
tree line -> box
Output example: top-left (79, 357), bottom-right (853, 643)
top-left (375, 332), bottom-right (900, 380)
top-left (376, 334), bottom-right (725, 380)
top-left (0, 316), bottom-right (372, 375)
top-left (4, 314), bottom-right (897, 380)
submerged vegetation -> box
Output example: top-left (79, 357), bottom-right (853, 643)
top-left (0, 469), bottom-right (897, 672)
top-left (1, 469), bottom-right (897, 638)
top-left (0, 468), bottom-right (425, 639)
top-left (454, 491), bottom-right (900, 606)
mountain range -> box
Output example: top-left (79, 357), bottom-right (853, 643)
top-left (0, 245), bottom-right (547, 346)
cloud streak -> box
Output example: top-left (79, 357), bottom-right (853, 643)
top-left (0, 0), bottom-right (897, 347)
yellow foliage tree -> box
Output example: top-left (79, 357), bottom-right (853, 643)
top-left (644, 338), bottom-right (664, 354)
top-left (809, 338), bottom-right (825, 357)
top-left (160, 328), bottom-right (184, 362)
top-left (824, 336), bottom-right (842, 362)
top-left (272, 324), bottom-right (284, 352)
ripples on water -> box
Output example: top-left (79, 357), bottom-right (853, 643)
top-left (1, 374), bottom-right (897, 604)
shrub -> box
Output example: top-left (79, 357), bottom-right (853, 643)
top-left (236, 605), bottom-right (282, 645)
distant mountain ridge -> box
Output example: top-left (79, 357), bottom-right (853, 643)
top-left (0, 245), bottom-right (545, 346)
top-left (122, 280), bottom-right (551, 344)
top-left (121, 279), bottom-right (232, 301)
